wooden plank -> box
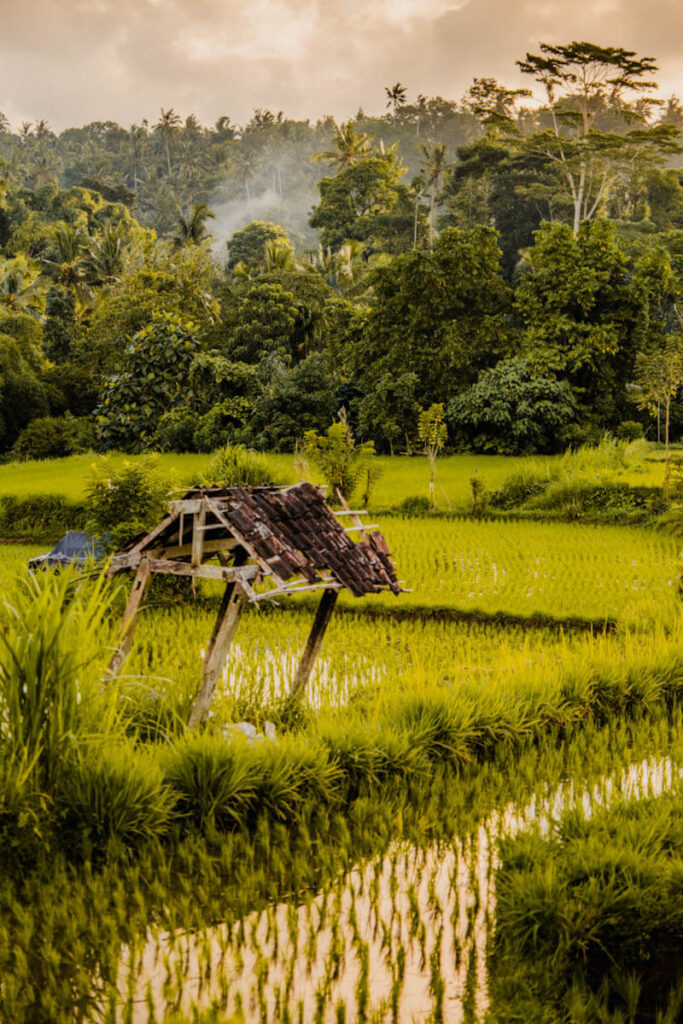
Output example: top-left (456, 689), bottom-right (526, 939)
top-left (151, 538), bottom-right (238, 560)
top-left (104, 557), bottom-right (153, 681)
top-left (255, 579), bottom-right (341, 601)
top-left (344, 524), bottom-right (379, 533)
top-left (191, 499), bottom-right (207, 567)
top-left (169, 498), bottom-right (203, 515)
top-left (289, 588), bottom-right (339, 701)
top-left (145, 558), bottom-right (258, 583)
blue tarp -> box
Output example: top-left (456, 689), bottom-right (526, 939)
top-left (28, 531), bottom-right (105, 572)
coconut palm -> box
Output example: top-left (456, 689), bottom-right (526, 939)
top-left (155, 108), bottom-right (181, 176)
top-left (311, 121), bottom-right (373, 170)
top-left (42, 222), bottom-right (92, 309)
top-left (419, 142), bottom-right (448, 248)
top-left (385, 83), bottom-right (407, 115)
top-left (0, 255), bottom-right (47, 318)
top-left (173, 202), bottom-right (215, 248)
top-left (82, 221), bottom-right (129, 284)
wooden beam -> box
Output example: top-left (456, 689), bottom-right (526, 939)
top-left (189, 551), bottom-right (250, 727)
top-left (169, 498), bottom-right (203, 515)
top-left (145, 558), bottom-right (258, 583)
top-left (125, 510), bottom-right (179, 556)
top-left (191, 499), bottom-right (207, 567)
top-left (152, 538), bottom-right (238, 560)
top-left (288, 588), bottom-right (339, 701)
top-left (104, 557), bottom-right (153, 681)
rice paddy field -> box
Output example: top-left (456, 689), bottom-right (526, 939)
top-left (0, 446), bottom-right (668, 508)
top-left (1, 451), bottom-right (683, 1023)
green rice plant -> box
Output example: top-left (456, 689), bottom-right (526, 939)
top-left (490, 788), bottom-right (683, 1023)
top-left (250, 736), bottom-right (341, 822)
top-left (163, 733), bottom-right (261, 833)
top-left (392, 690), bottom-right (475, 765)
top-left (0, 566), bottom-right (119, 796)
top-left (317, 720), bottom-right (426, 792)
top-left (56, 742), bottom-right (174, 857)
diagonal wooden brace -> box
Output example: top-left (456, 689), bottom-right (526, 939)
top-left (104, 557), bottom-right (153, 682)
top-left (189, 578), bottom-right (247, 727)
top-left (289, 587), bottom-right (339, 702)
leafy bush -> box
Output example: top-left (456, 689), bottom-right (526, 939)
top-left (152, 409), bottom-right (198, 453)
top-left (302, 418), bottom-right (380, 503)
top-left (11, 415), bottom-right (95, 461)
top-left (490, 469), bottom-right (550, 510)
top-left (398, 495), bottom-right (431, 516)
top-left (615, 419), bottom-right (644, 441)
top-left (448, 359), bottom-right (576, 455)
top-left (85, 455), bottom-right (173, 550)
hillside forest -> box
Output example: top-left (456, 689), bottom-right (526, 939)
top-left (3, 40), bottom-right (683, 460)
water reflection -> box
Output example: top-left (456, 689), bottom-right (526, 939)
top-left (120, 755), bottom-right (680, 1023)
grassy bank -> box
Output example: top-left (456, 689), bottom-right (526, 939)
top-left (491, 786), bottom-right (683, 1022)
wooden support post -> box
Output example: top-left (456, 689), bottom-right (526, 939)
top-left (289, 588), bottom-right (339, 701)
top-left (105, 557), bottom-right (153, 681)
top-left (191, 499), bottom-right (207, 567)
top-left (189, 580), bottom-right (246, 727)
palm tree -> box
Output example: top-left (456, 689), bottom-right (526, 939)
top-left (311, 121), bottom-right (372, 170)
top-left (419, 142), bottom-right (448, 248)
top-left (173, 202), bottom-right (215, 247)
top-left (127, 123), bottom-right (148, 194)
top-left (415, 94), bottom-right (428, 137)
top-left (0, 255), bottom-right (46, 318)
top-left (385, 83), bottom-right (407, 115)
top-left (155, 108), bottom-right (181, 176)
top-left (82, 221), bottom-right (129, 284)
top-left (264, 238), bottom-right (297, 272)
top-left (42, 222), bottom-right (92, 310)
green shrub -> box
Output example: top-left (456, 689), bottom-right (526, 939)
top-left (490, 470), bottom-right (550, 510)
top-left (11, 415), bottom-right (95, 461)
top-left (302, 419), bottom-right (379, 503)
top-left (85, 455), bottom-right (174, 550)
top-left (57, 744), bottom-right (173, 857)
top-left (152, 409), bottom-right (198, 453)
top-left (615, 419), bottom-right (644, 441)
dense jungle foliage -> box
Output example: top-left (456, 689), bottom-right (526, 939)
top-left (2, 41), bottom-right (683, 461)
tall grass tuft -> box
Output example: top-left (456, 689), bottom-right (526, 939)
top-left (0, 567), bottom-right (119, 795)
top-left (56, 742), bottom-right (173, 858)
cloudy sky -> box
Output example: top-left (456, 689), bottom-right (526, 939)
top-left (1, 0), bottom-right (682, 130)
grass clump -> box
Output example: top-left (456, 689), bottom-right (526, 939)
top-left (490, 789), bottom-right (683, 1023)
top-left (56, 743), bottom-right (173, 858)
top-left (199, 442), bottom-right (287, 487)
